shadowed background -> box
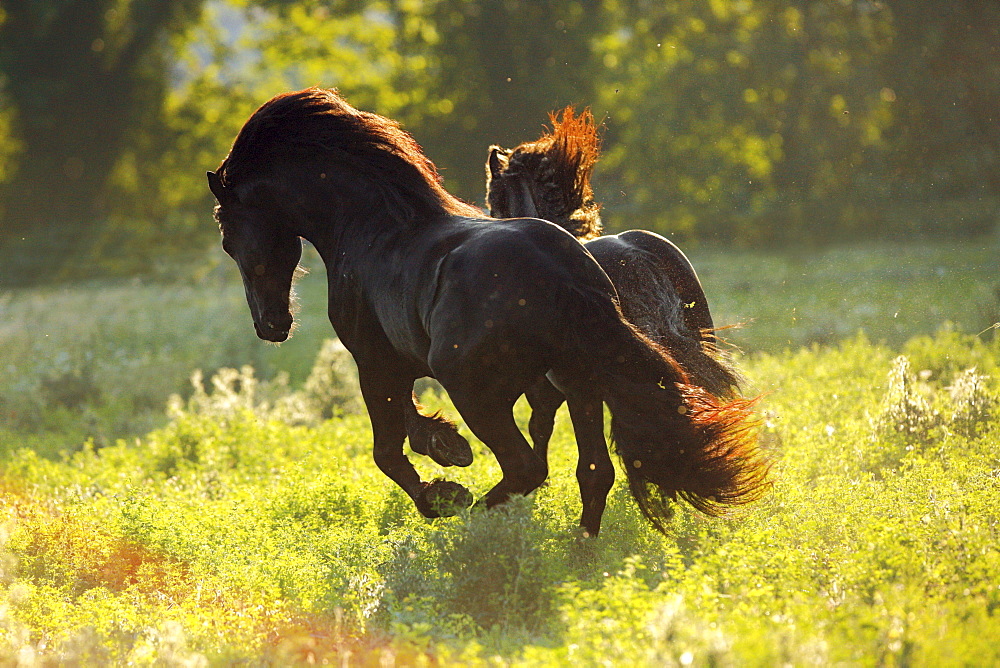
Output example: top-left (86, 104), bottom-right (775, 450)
top-left (0, 0), bottom-right (998, 283)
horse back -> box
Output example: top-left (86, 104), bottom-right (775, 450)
top-left (421, 217), bottom-right (619, 380)
top-left (441, 217), bottom-right (615, 299)
top-left (585, 230), bottom-right (715, 339)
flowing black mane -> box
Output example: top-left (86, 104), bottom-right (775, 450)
top-left (218, 87), bottom-right (480, 223)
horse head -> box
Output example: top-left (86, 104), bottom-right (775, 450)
top-left (485, 145), bottom-right (539, 219)
top-left (208, 171), bottom-right (303, 343)
top-left (484, 107), bottom-right (602, 239)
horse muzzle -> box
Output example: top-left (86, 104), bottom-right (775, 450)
top-left (253, 315), bottom-right (292, 342)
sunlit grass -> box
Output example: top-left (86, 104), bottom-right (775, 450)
top-left (2, 331), bottom-right (999, 663)
top-left (1, 239), bottom-right (999, 663)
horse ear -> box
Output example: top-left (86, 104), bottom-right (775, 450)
top-left (207, 171), bottom-right (234, 205)
top-left (487, 146), bottom-right (509, 180)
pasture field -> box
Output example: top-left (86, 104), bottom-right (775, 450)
top-left (1, 239), bottom-right (999, 665)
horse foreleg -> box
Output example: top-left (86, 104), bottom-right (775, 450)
top-left (450, 392), bottom-right (547, 509)
top-left (564, 393), bottom-right (615, 537)
top-left (358, 369), bottom-right (473, 517)
top-left (404, 391), bottom-right (473, 467)
top-left (525, 378), bottom-right (564, 464)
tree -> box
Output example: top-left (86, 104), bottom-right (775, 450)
top-left (581, 0), bottom-right (898, 244)
top-left (0, 0), bottom-right (204, 284)
top-left (882, 0), bottom-right (1000, 196)
top-left (246, 0), bottom-right (612, 203)
top-left (381, 0), bottom-right (612, 202)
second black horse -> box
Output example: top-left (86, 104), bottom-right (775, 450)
top-left (484, 107), bottom-right (741, 463)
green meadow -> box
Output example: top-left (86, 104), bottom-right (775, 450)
top-left (2, 239), bottom-right (999, 665)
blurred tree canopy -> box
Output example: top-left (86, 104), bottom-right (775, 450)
top-left (0, 0), bottom-right (998, 283)
top-left (0, 0), bottom-right (205, 281)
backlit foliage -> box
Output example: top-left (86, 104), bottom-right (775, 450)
top-left (2, 324), bottom-right (999, 663)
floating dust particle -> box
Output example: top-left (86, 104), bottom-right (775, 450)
top-left (633, 460), bottom-right (642, 468)
top-left (518, 299), bottom-right (526, 306)
top-left (677, 405), bottom-right (688, 415)
top-left (589, 463), bottom-right (596, 470)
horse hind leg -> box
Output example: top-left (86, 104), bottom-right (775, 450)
top-left (404, 392), bottom-right (474, 467)
top-left (449, 391), bottom-right (548, 509)
top-left (525, 377), bottom-right (565, 464)
top-left (563, 390), bottom-right (614, 537)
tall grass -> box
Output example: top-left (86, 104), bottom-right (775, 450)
top-left (1, 239), bottom-right (998, 663)
top-left (1, 330), bottom-right (998, 664)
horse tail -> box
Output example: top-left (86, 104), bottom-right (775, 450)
top-left (566, 296), bottom-right (770, 531)
top-left (657, 330), bottom-right (742, 399)
top-left (593, 232), bottom-right (741, 399)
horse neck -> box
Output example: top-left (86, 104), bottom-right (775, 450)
top-left (302, 205), bottom-right (451, 278)
top-left (276, 170), bottom-right (473, 271)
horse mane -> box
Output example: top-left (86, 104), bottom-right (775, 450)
top-left (218, 88), bottom-right (480, 222)
top-left (506, 106), bottom-right (603, 240)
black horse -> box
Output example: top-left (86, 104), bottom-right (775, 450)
top-left (208, 88), bottom-right (767, 535)
top-left (483, 108), bottom-right (741, 463)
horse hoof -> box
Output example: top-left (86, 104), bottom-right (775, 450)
top-left (428, 431), bottom-right (474, 468)
top-left (420, 480), bottom-right (474, 517)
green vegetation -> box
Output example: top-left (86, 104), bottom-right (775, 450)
top-left (1, 240), bottom-right (998, 664)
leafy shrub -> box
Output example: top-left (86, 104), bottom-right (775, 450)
top-left (299, 339), bottom-right (363, 418)
top-left (871, 354), bottom-right (998, 471)
top-left (431, 498), bottom-right (557, 633)
top-left (165, 348), bottom-right (362, 430)
top-left (947, 367), bottom-right (997, 437)
top-left (872, 355), bottom-right (943, 448)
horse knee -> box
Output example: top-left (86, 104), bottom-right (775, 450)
top-left (372, 444), bottom-right (404, 476)
top-left (577, 459), bottom-right (614, 495)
